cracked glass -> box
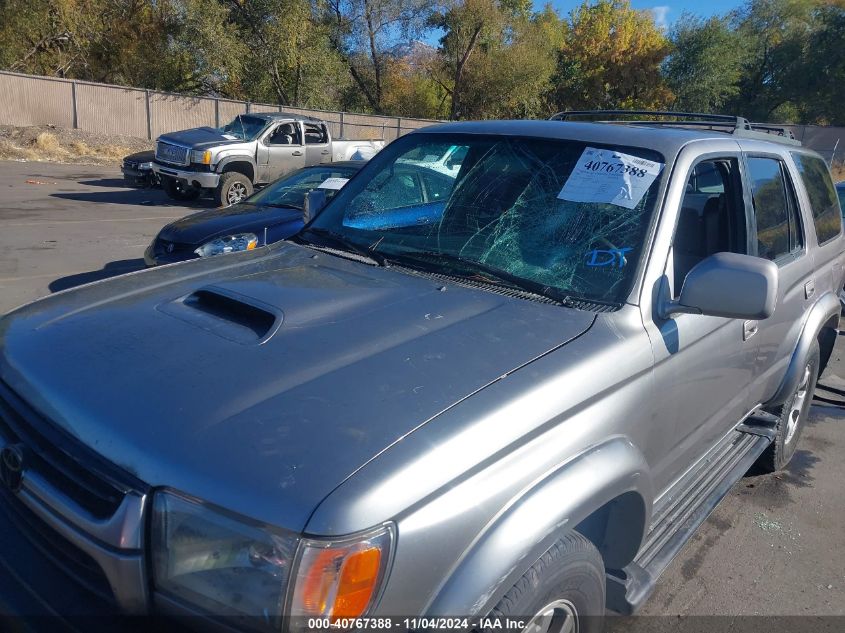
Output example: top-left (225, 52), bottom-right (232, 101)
top-left (310, 133), bottom-right (666, 303)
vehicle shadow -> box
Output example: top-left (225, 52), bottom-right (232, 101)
top-left (48, 259), bottom-right (147, 293)
top-left (50, 190), bottom-right (214, 208)
top-left (78, 178), bottom-right (132, 188)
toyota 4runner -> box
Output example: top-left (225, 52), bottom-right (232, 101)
top-left (0, 112), bottom-right (843, 633)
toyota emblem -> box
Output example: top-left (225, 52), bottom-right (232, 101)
top-left (0, 444), bottom-right (25, 493)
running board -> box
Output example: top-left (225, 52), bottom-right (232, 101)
top-left (606, 423), bottom-right (774, 614)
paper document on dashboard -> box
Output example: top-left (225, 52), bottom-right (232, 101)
top-left (557, 147), bottom-right (664, 210)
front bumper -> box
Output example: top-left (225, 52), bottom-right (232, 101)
top-left (121, 164), bottom-right (157, 188)
top-left (0, 382), bottom-right (149, 624)
top-left (143, 239), bottom-right (199, 267)
top-left (152, 162), bottom-right (220, 189)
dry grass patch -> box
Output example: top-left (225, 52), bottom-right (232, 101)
top-left (0, 125), bottom-right (152, 165)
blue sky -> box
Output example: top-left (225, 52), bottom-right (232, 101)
top-left (422, 1), bottom-right (747, 46)
top-left (548, 0), bottom-right (746, 29)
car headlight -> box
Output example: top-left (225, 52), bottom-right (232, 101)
top-left (152, 491), bottom-right (394, 628)
top-left (194, 233), bottom-right (258, 257)
top-left (191, 149), bottom-right (212, 165)
top-left (151, 491), bottom-right (298, 626)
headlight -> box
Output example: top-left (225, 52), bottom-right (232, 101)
top-left (191, 149), bottom-right (212, 165)
top-left (152, 491), bottom-right (394, 629)
top-left (194, 233), bottom-right (258, 257)
top-left (288, 525), bottom-right (393, 623)
top-left (152, 491), bottom-right (299, 626)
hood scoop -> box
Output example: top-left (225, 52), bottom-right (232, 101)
top-left (158, 286), bottom-right (283, 344)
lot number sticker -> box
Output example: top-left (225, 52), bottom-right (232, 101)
top-left (558, 147), bottom-right (664, 210)
top-left (317, 177), bottom-right (349, 190)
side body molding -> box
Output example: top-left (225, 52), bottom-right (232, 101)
top-left (424, 437), bottom-right (652, 617)
top-left (767, 291), bottom-right (840, 406)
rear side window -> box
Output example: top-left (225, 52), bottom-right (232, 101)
top-left (304, 123), bottom-right (328, 144)
top-left (791, 153), bottom-right (842, 244)
top-left (747, 157), bottom-right (803, 261)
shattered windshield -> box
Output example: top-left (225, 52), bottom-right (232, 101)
top-left (218, 115), bottom-right (268, 141)
top-left (306, 133), bottom-right (665, 303)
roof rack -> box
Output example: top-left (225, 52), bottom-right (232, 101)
top-left (549, 110), bottom-right (801, 146)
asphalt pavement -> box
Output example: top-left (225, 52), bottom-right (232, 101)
top-left (0, 159), bottom-right (843, 623)
top-left (0, 160), bottom-right (212, 313)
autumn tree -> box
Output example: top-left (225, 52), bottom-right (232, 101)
top-left (381, 44), bottom-right (448, 118)
top-left (320, 0), bottom-right (436, 113)
top-left (549, 0), bottom-right (673, 112)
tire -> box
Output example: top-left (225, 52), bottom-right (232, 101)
top-left (756, 341), bottom-right (820, 473)
top-left (215, 172), bottom-right (253, 207)
top-left (484, 532), bottom-right (605, 633)
top-left (162, 177), bottom-right (201, 201)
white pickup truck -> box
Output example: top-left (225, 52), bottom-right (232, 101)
top-left (151, 112), bottom-right (385, 206)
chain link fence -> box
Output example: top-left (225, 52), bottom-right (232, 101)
top-left (0, 70), bottom-right (442, 143)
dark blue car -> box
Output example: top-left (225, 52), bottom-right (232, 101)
top-left (145, 160), bottom-right (456, 265)
top-left (144, 162), bottom-right (363, 266)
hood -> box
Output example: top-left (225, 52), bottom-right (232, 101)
top-left (160, 203), bottom-right (304, 245)
top-left (124, 150), bottom-right (155, 164)
top-left (158, 126), bottom-right (248, 150)
top-left (0, 245), bottom-right (594, 530)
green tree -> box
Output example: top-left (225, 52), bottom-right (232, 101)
top-left (431, 0), bottom-right (550, 120)
top-left (550, 0), bottom-right (673, 112)
top-left (663, 14), bottom-right (747, 113)
top-left (796, 4), bottom-right (845, 124)
top-left (0, 0), bottom-right (176, 84)
top-left (223, 0), bottom-right (347, 107)
top-left (728, 0), bottom-right (817, 121)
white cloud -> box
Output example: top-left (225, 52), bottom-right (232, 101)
top-left (651, 5), bottom-right (671, 30)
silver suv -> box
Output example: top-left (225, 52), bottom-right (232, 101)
top-left (0, 112), bottom-right (843, 632)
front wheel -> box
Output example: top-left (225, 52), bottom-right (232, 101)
top-left (756, 341), bottom-right (820, 473)
top-left (215, 172), bottom-right (253, 207)
top-left (484, 532), bottom-right (605, 633)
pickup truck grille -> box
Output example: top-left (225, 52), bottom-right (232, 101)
top-left (155, 141), bottom-right (189, 166)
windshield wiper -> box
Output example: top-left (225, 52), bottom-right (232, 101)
top-left (263, 202), bottom-right (302, 210)
top-left (389, 250), bottom-right (568, 303)
top-left (294, 227), bottom-right (389, 267)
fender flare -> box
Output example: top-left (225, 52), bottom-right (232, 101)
top-left (767, 290), bottom-right (840, 406)
top-left (423, 437), bottom-right (652, 617)
top-left (215, 156), bottom-right (257, 180)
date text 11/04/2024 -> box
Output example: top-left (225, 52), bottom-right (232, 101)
top-left (305, 617), bottom-right (528, 630)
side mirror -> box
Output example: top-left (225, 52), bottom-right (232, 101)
top-left (660, 252), bottom-right (778, 320)
top-left (303, 189), bottom-right (328, 223)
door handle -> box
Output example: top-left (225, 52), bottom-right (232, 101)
top-left (743, 320), bottom-right (758, 341)
top-left (321, 150), bottom-right (330, 155)
top-left (292, 151), bottom-right (303, 156)
top-left (804, 280), bottom-right (815, 299)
